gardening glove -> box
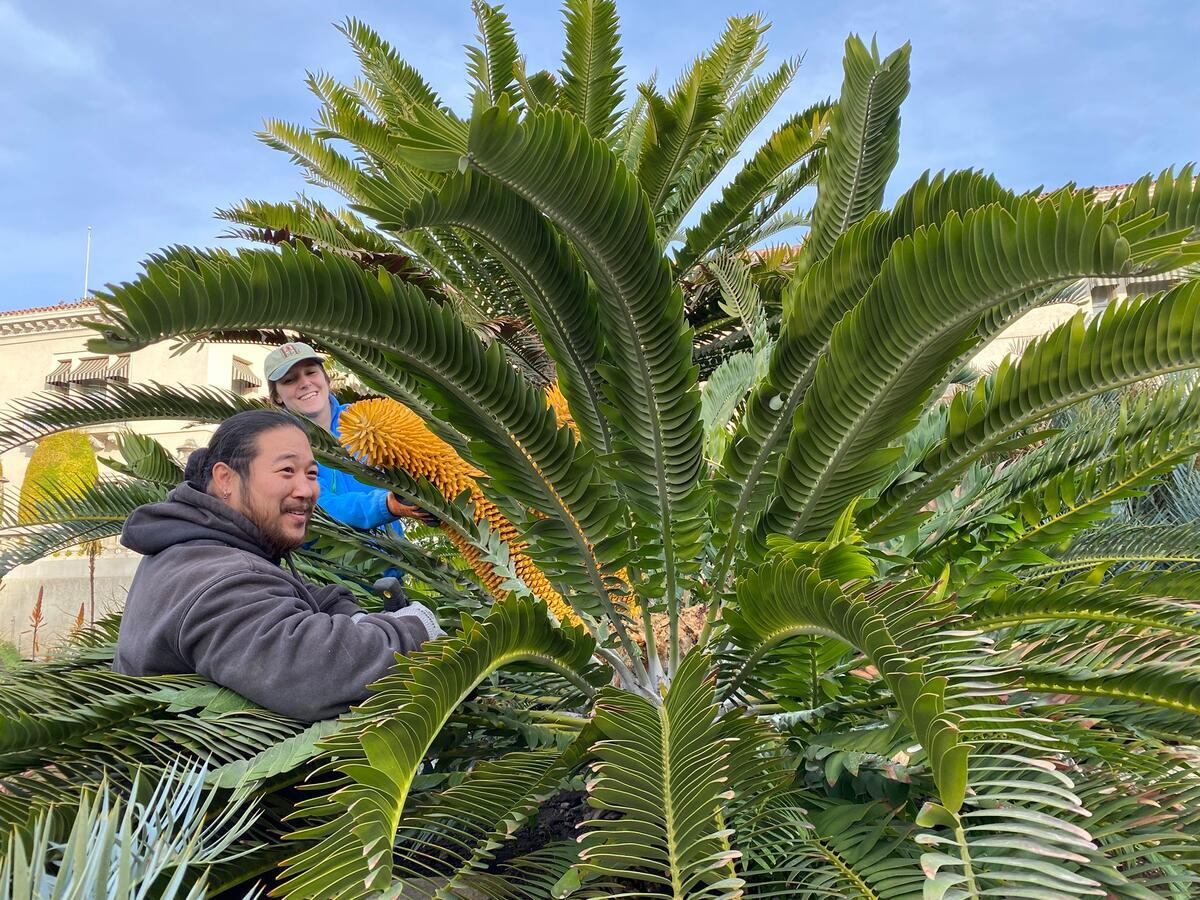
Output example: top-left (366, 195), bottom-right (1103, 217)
top-left (351, 602), bottom-right (445, 641)
top-left (387, 601), bottom-right (446, 641)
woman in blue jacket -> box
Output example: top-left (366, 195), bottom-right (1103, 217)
top-left (264, 342), bottom-right (431, 532)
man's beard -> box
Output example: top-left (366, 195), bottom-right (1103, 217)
top-left (239, 486), bottom-right (312, 557)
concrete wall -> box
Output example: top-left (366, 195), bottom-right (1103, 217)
top-left (1, 554), bottom-right (139, 657)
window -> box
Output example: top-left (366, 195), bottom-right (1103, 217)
top-left (232, 357), bottom-right (262, 396)
top-left (106, 355), bottom-right (130, 383)
top-left (44, 359), bottom-right (72, 394)
top-left (70, 356), bottom-right (111, 399)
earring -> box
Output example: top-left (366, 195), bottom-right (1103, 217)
top-left (223, 492), bottom-right (231, 500)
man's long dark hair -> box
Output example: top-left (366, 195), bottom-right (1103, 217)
top-left (184, 409), bottom-right (303, 491)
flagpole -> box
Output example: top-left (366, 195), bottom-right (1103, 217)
top-left (83, 225), bottom-right (93, 299)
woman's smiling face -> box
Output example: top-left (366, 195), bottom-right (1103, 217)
top-left (272, 361), bottom-right (330, 421)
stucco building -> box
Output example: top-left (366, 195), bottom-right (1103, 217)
top-left (0, 299), bottom-right (270, 518)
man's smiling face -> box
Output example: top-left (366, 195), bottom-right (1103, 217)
top-left (226, 425), bottom-right (320, 555)
top-left (273, 361), bottom-right (330, 420)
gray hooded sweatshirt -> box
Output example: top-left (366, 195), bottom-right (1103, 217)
top-left (113, 482), bottom-right (427, 721)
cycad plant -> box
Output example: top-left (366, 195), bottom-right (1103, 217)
top-left (3, 4), bottom-right (1200, 897)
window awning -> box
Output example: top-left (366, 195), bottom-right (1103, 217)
top-left (69, 356), bottom-right (110, 383)
top-left (45, 359), bottom-right (72, 388)
top-left (232, 359), bottom-right (261, 390)
top-left (106, 355), bottom-right (130, 382)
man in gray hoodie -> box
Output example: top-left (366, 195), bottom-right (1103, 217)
top-left (113, 408), bottom-right (443, 722)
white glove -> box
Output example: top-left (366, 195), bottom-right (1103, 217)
top-left (351, 601), bottom-right (445, 641)
top-left (388, 601), bottom-right (446, 641)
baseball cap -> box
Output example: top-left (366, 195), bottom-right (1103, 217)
top-left (264, 342), bottom-right (323, 383)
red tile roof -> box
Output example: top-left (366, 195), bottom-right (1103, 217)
top-left (0, 299), bottom-right (98, 318)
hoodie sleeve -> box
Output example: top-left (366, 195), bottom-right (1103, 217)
top-left (315, 464), bottom-right (397, 531)
top-left (307, 583), bottom-right (364, 617)
top-left (175, 568), bottom-right (428, 722)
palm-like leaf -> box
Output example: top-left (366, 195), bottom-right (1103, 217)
top-left (727, 562), bottom-right (970, 814)
top-left (869, 282), bottom-right (1200, 536)
top-left (637, 68), bottom-right (724, 220)
top-left (458, 100), bottom-right (707, 668)
top-left (466, 2), bottom-right (520, 106)
top-left (661, 53), bottom-right (804, 244)
top-left (85, 248), bottom-right (633, 635)
top-left (759, 197), bottom-right (1200, 545)
top-left (1039, 521), bottom-right (1200, 576)
top-left (574, 651), bottom-right (746, 897)
top-left (673, 102), bottom-right (828, 273)
top-left (712, 169), bottom-right (1019, 585)
top-left (278, 597), bottom-right (600, 898)
top-left (393, 731), bottom-right (595, 891)
top-left (0, 479), bottom-right (164, 577)
top-left (1, 761), bottom-right (258, 900)
top-left (958, 422), bottom-right (1200, 589)
top-left (799, 35), bottom-right (910, 266)
top-left (359, 168), bottom-right (611, 454)
top-left (558, 0), bottom-right (624, 140)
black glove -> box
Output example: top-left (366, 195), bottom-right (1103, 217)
top-left (373, 576), bottom-right (409, 612)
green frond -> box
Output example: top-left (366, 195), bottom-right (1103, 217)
top-left (961, 423), bottom-right (1200, 587)
top-left (277, 597), bottom-right (600, 898)
top-left (701, 346), bottom-right (772, 463)
top-left (869, 283), bottom-right (1200, 536)
top-left (915, 760), bottom-right (1107, 900)
top-left (359, 168), bottom-right (612, 454)
top-left (968, 577), bottom-right (1200, 638)
top-left (101, 431), bottom-right (184, 486)
top-left (0, 382), bottom-right (265, 456)
top-left (393, 732), bottom-right (594, 890)
top-left (673, 102), bottom-right (829, 273)
top-left (658, 58), bottom-right (804, 240)
top-left (706, 253), bottom-right (765, 341)
top-left (1036, 521), bottom-right (1200, 576)
top-left (1, 761), bottom-right (258, 900)
top-left (467, 1), bottom-right (520, 106)
top-left (308, 72), bottom-right (436, 185)
top-left (638, 68), bottom-right (724, 218)
top-left (574, 651), bottom-right (746, 897)
top-left (217, 196), bottom-right (401, 256)
top-left (698, 14), bottom-right (770, 96)
top-left (612, 79), bottom-right (651, 169)
top-left (712, 169), bottom-right (1017, 585)
top-left (0, 478), bottom-right (164, 577)
top-left (699, 255), bottom-right (771, 458)
top-left (1018, 651), bottom-right (1200, 718)
top-left (257, 119), bottom-right (363, 197)
top-left (207, 720), bottom-right (338, 789)
top-left (726, 205), bottom-right (813, 250)
top-left (513, 60), bottom-right (558, 109)
top-left (558, 0), bottom-right (625, 139)
top-left (464, 100), bottom-right (707, 668)
top-left (1105, 164), bottom-right (1200, 239)
top-left (336, 17), bottom-right (446, 117)
top-left (799, 35), bottom-right (911, 266)
top-left (738, 793), bottom-right (924, 898)
top-left (759, 196), bottom-right (1200, 545)
top-left (727, 563), bottom-right (970, 814)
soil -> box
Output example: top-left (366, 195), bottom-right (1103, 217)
top-left (492, 789), bottom-right (612, 864)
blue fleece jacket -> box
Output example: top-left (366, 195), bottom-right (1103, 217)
top-left (319, 395), bottom-right (405, 538)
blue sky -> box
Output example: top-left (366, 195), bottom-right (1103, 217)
top-left (1, 0), bottom-right (1197, 313)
